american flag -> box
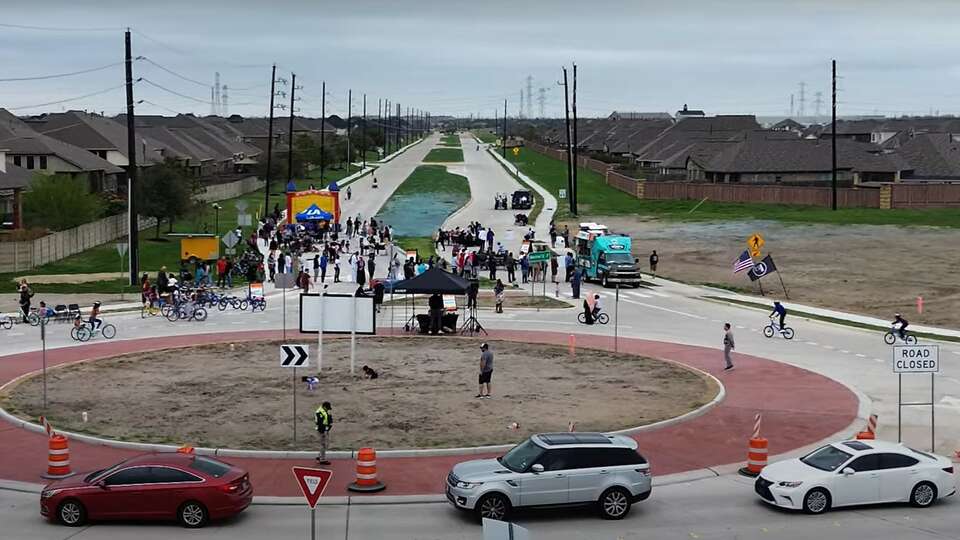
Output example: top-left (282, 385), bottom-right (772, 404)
top-left (733, 250), bottom-right (754, 273)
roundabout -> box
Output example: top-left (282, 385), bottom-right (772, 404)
top-left (0, 329), bottom-right (859, 498)
top-left (1, 337), bottom-right (719, 450)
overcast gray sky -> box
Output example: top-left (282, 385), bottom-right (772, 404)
top-left (1, 0), bottom-right (958, 120)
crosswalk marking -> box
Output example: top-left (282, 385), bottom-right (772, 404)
top-left (624, 291), bottom-right (651, 299)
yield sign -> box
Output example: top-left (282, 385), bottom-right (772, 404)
top-left (292, 467), bottom-right (333, 508)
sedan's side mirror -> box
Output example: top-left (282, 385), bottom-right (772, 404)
top-left (96, 481), bottom-right (109, 489)
top-left (842, 467), bottom-right (855, 476)
top-left (531, 464), bottom-right (544, 474)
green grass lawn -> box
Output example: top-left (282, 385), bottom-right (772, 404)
top-left (513, 146), bottom-right (960, 227)
top-left (475, 131), bottom-right (498, 144)
top-left (393, 236), bottom-right (436, 260)
top-left (441, 135), bottom-right (460, 146)
top-left (393, 165), bottom-right (470, 197)
top-left (423, 148), bottom-right (464, 163)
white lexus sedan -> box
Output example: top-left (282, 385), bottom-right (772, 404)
top-left (755, 440), bottom-right (956, 514)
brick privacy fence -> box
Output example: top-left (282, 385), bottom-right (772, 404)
top-left (0, 176), bottom-right (264, 273)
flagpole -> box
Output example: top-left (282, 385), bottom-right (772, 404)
top-left (772, 252), bottom-right (789, 299)
top-left (757, 278), bottom-right (765, 296)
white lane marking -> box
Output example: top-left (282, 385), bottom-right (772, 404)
top-left (647, 291), bottom-right (670, 298)
top-left (806, 341), bottom-right (819, 346)
top-left (840, 349), bottom-right (850, 354)
top-left (618, 298), bottom-right (707, 320)
top-left (735, 325), bottom-right (746, 329)
top-left (856, 353), bottom-right (867, 358)
top-left (953, 351), bottom-right (960, 356)
top-left (8, 332), bottom-right (24, 337)
top-left (874, 358), bottom-right (884, 363)
top-left (624, 291), bottom-right (651, 299)
top-left (711, 319), bottom-right (721, 323)
top-left (823, 345), bottom-right (835, 350)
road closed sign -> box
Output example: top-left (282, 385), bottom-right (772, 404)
top-left (892, 345), bottom-right (939, 373)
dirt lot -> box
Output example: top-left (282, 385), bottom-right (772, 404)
top-left (3, 338), bottom-right (717, 451)
top-left (585, 217), bottom-right (960, 328)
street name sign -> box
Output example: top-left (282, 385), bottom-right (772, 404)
top-left (280, 344), bottom-right (310, 368)
top-left (528, 251), bottom-right (551, 263)
top-left (292, 467), bottom-right (332, 508)
top-left (892, 345), bottom-right (939, 373)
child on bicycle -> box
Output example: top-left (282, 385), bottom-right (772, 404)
top-left (892, 313), bottom-right (909, 340)
top-left (38, 301), bottom-right (55, 318)
top-left (770, 301), bottom-right (787, 329)
top-left (88, 301), bottom-right (102, 331)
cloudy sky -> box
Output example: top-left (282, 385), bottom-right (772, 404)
top-left (1, 0), bottom-right (958, 120)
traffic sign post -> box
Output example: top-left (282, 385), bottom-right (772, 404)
top-left (558, 188), bottom-right (567, 199)
top-left (892, 345), bottom-right (938, 451)
top-left (292, 466), bottom-right (332, 540)
top-left (747, 233), bottom-right (764, 258)
top-left (281, 344), bottom-right (310, 443)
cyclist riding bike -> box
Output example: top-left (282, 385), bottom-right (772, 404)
top-left (592, 294), bottom-right (602, 318)
top-left (88, 301), bottom-right (102, 331)
top-left (892, 313), bottom-right (909, 340)
top-left (769, 301), bottom-right (787, 330)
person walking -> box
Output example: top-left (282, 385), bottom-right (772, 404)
top-left (18, 280), bottom-right (34, 323)
top-left (485, 228), bottom-right (494, 252)
top-left (216, 257), bottom-right (227, 288)
top-left (333, 253), bottom-right (341, 283)
top-left (550, 255), bottom-right (559, 283)
top-left (722, 323), bottom-right (735, 371)
top-left (476, 343), bottom-right (494, 399)
top-left (346, 217), bottom-right (354, 238)
top-left (520, 253), bottom-right (529, 284)
top-left (487, 254), bottom-right (497, 280)
top-left (564, 252), bottom-right (574, 282)
top-left (494, 279), bottom-right (505, 313)
top-left (314, 401), bottom-right (333, 464)
top-left (346, 186), bottom-right (352, 200)
top-left (649, 250), bottom-right (659, 279)
top-left (367, 252), bottom-right (376, 280)
top-left (505, 252), bottom-right (516, 283)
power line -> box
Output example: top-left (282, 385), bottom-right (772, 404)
top-left (139, 57), bottom-right (209, 88)
top-left (0, 61), bottom-right (126, 83)
top-left (7, 83), bottom-right (130, 110)
top-left (140, 78), bottom-right (211, 105)
top-left (0, 22), bottom-right (121, 32)
top-left (132, 29), bottom-right (273, 70)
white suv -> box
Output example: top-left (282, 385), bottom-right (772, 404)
top-left (445, 432), bottom-right (652, 521)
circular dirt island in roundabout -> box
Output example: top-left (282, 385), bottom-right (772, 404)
top-left (2, 337), bottom-right (719, 451)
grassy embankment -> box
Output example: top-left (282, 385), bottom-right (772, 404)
top-left (475, 131), bottom-right (498, 144)
top-left (506, 147), bottom-right (960, 227)
top-left (423, 148), bottom-right (464, 163)
top-left (388, 165), bottom-right (470, 261)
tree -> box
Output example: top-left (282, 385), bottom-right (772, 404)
top-left (137, 159), bottom-right (194, 238)
top-left (22, 173), bottom-right (105, 231)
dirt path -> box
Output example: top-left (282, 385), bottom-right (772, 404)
top-left (3, 337), bottom-right (717, 451)
top-left (588, 217), bottom-right (960, 328)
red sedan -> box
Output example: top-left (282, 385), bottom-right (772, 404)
top-left (40, 452), bottom-right (252, 528)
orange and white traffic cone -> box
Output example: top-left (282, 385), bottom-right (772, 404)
top-left (739, 413), bottom-right (768, 477)
top-left (347, 447), bottom-right (386, 493)
top-left (856, 414), bottom-right (877, 440)
top-left (39, 417), bottom-right (74, 480)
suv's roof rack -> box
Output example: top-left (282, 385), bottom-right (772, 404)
top-left (537, 433), bottom-right (613, 446)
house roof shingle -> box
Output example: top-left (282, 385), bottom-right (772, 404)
top-left (0, 109), bottom-right (124, 174)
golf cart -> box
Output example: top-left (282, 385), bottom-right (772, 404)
top-left (511, 190), bottom-right (533, 210)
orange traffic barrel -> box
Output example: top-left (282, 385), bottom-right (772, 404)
top-left (856, 414), bottom-right (877, 440)
top-left (42, 434), bottom-right (74, 479)
top-left (738, 437), bottom-right (768, 477)
top-left (347, 447), bottom-right (386, 492)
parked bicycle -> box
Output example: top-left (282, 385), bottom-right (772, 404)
top-left (763, 317), bottom-right (795, 339)
top-left (884, 325), bottom-right (917, 345)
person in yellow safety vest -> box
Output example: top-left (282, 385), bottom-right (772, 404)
top-left (315, 401), bottom-right (333, 465)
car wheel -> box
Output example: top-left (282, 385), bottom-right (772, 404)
top-left (910, 482), bottom-right (937, 507)
top-left (178, 501), bottom-right (208, 528)
top-left (602, 275), bottom-right (610, 288)
top-left (802, 488), bottom-right (831, 514)
top-left (475, 493), bottom-right (510, 522)
top-left (599, 487), bottom-right (631, 520)
top-left (58, 499), bottom-right (86, 526)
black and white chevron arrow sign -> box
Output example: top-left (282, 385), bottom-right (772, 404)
top-left (280, 344), bottom-right (310, 368)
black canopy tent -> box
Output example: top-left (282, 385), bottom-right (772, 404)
top-left (390, 267), bottom-right (471, 334)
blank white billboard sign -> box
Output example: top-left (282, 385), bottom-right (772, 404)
top-left (300, 293), bottom-right (376, 334)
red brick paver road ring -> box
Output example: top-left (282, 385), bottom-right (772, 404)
top-left (0, 330), bottom-right (858, 497)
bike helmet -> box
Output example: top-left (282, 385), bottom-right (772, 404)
top-left (894, 312), bottom-right (901, 317)
top-left (93, 301), bottom-right (101, 308)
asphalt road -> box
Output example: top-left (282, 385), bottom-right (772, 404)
top-left (4, 475), bottom-right (958, 540)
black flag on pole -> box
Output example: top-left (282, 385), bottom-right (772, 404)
top-left (747, 255), bottom-right (777, 282)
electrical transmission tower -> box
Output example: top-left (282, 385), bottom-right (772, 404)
top-left (798, 81), bottom-right (806, 119)
top-left (814, 91), bottom-right (823, 120)
top-left (526, 75), bottom-right (534, 119)
top-left (214, 72), bottom-right (221, 115)
top-left (537, 87), bottom-right (547, 118)
top-left (222, 85), bottom-right (228, 116)
top-left (520, 89), bottom-right (524, 118)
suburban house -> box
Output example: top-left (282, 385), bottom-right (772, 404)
top-left (631, 115), bottom-right (761, 169)
top-left (23, 110), bottom-right (171, 171)
top-left (204, 115), bottom-right (334, 153)
top-left (893, 132), bottom-right (960, 181)
top-left (770, 118), bottom-right (806, 134)
top-left (0, 147), bottom-right (32, 229)
top-left (675, 104), bottom-right (705, 121)
top-left (680, 132), bottom-right (901, 184)
top-left (0, 108), bottom-right (125, 193)
top-left (608, 111), bottom-right (673, 121)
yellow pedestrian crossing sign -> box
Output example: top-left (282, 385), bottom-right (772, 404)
top-left (512, 147), bottom-right (520, 156)
top-left (747, 233), bottom-right (764, 257)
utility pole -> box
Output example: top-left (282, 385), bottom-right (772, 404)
top-left (560, 67), bottom-right (574, 215)
top-left (286, 72), bottom-right (299, 193)
top-left (123, 28), bottom-right (139, 286)
top-left (377, 98), bottom-right (383, 157)
top-left (319, 81), bottom-right (326, 183)
top-left (264, 64), bottom-right (277, 215)
top-left (384, 99), bottom-right (390, 154)
top-left (572, 62), bottom-right (579, 215)
top-left (831, 60), bottom-right (837, 211)
top-left (346, 90), bottom-right (352, 174)
top-left (396, 102), bottom-right (401, 150)
top-left (502, 98), bottom-right (507, 158)
top-left (362, 93), bottom-right (367, 170)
